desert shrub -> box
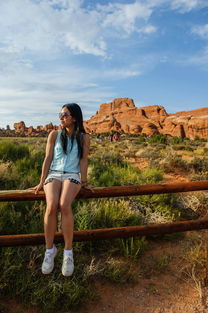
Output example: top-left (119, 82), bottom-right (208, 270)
top-left (188, 157), bottom-right (208, 173)
top-left (90, 157), bottom-right (163, 187)
top-left (15, 150), bottom-right (44, 174)
top-left (101, 257), bottom-right (137, 283)
top-left (134, 146), bottom-right (162, 164)
top-left (84, 256), bottom-right (137, 283)
top-left (148, 134), bottom-right (168, 145)
top-left (136, 135), bottom-right (146, 143)
top-left (138, 168), bottom-right (163, 184)
top-left (0, 141), bottom-right (29, 162)
top-left (174, 192), bottom-right (208, 219)
top-left (118, 236), bottom-right (148, 260)
top-left (171, 144), bottom-right (194, 151)
top-left (91, 151), bottom-right (125, 167)
top-left (13, 150), bottom-right (45, 188)
top-left (0, 201), bottom-right (44, 235)
top-left (160, 152), bottom-right (188, 172)
top-left (128, 192), bottom-right (179, 223)
top-left (74, 198), bottom-right (145, 255)
top-left (189, 172), bottom-right (208, 181)
top-left (194, 136), bottom-right (207, 143)
top-left (0, 143), bottom-right (45, 189)
top-left (74, 199), bottom-right (142, 231)
top-left (169, 136), bottom-right (186, 145)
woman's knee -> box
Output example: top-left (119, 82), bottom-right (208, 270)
top-left (59, 202), bottom-right (73, 216)
top-left (45, 203), bottom-right (58, 216)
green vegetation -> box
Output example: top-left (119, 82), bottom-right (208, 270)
top-left (1, 133), bottom-right (208, 311)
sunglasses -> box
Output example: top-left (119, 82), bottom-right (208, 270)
top-left (59, 112), bottom-right (71, 119)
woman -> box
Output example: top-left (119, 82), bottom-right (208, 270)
top-left (31, 103), bottom-right (90, 276)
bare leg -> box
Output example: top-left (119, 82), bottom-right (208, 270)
top-left (59, 181), bottom-right (81, 250)
top-left (43, 179), bottom-right (62, 249)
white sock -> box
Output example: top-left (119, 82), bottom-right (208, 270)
top-left (64, 249), bottom-right (73, 256)
top-left (46, 245), bottom-right (55, 254)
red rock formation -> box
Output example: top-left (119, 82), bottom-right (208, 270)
top-left (11, 121), bottom-right (58, 136)
top-left (85, 98), bottom-right (208, 140)
top-left (14, 121), bottom-right (26, 133)
top-left (86, 98), bottom-right (168, 136)
top-left (4, 98), bottom-right (208, 139)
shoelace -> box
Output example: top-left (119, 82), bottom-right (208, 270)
top-left (64, 256), bottom-right (73, 264)
top-left (44, 252), bottom-right (53, 264)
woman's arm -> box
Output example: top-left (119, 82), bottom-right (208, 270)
top-left (80, 134), bottom-right (90, 187)
top-left (31, 130), bottom-right (57, 193)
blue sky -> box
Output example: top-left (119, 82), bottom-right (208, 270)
top-left (0, 0), bottom-right (208, 128)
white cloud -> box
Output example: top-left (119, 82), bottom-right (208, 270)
top-left (188, 46), bottom-right (208, 67)
top-left (47, 0), bottom-right (84, 10)
top-left (138, 24), bottom-right (157, 34)
top-left (0, 59), bottom-right (119, 127)
top-left (147, 0), bottom-right (208, 12)
top-left (0, 0), bottom-right (106, 57)
top-left (192, 24), bottom-right (208, 40)
top-left (99, 2), bottom-right (153, 35)
top-left (102, 69), bottom-right (141, 79)
top-left (171, 0), bottom-right (200, 11)
top-left (187, 24), bottom-right (208, 68)
top-left (0, 0), bottom-right (157, 60)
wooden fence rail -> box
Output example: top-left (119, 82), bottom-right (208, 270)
top-left (1, 218), bottom-right (208, 247)
top-left (1, 180), bottom-right (208, 247)
top-left (1, 180), bottom-right (208, 202)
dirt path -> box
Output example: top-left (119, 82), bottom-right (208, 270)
top-left (81, 234), bottom-right (208, 313)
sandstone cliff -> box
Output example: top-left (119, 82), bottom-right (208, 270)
top-left (1, 98), bottom-right (208, 139)
top-left (84, 98), bottom-right (208, 140)
top-left (11, 121), bottom-right (59, 136)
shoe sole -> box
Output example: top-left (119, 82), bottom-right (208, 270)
top-left (62, 271), bottom-right (74, 277)
top-left (62, 265), bottom-right (74, 277)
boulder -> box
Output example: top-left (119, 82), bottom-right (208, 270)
top-left (14, 121), bottom-right (26, 133)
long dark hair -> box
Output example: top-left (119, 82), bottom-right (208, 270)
top-left (61, 103), bottom-right (86, 158)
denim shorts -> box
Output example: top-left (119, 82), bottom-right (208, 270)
top-left (44, 171), bottom-right (81, 185)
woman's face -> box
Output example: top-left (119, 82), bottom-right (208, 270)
top-left (59, 107), bottom-right (75, 128)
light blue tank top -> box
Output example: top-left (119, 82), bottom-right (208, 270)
top-left (50, 130), bottom-right (81, 173)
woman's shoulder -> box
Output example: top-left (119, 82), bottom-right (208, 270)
top-left (47, 129), bottom-right (59, 143)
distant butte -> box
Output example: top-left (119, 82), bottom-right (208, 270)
top-left (84, 98), bottom-right (208, 140)
top-left (1, 98), bottom-right (208, 139)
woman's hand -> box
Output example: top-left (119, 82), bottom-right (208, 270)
top-left (28, 182), bottom-right (44, 194)
top-left (81, 182), bottom-right (95, 191)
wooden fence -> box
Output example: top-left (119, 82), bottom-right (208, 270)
top-left (1, 180), bottom-right (208, 247)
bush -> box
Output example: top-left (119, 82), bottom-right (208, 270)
top-left (160, 152), bottom-right (188, 172)
top-left (136, 135), bottom-right (146, 143)
top-left (0, 201), bottom-right (44, 235)
top-left (169, 136), bottom-right (186, 145)
top-left (0, 141), bottom-right (29, 162)
top-left (148, 134), bottom-right (168, 145)
top-left (188, 157), bottom-right (208, 173)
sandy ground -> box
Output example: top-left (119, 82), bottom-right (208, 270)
top-left (80, 234), bottom-right (208, 313)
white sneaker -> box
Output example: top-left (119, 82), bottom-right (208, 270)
top-left (62, 254), bottom-right (74, 277)
top-left (41, 246), bottom-right (57, 274)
